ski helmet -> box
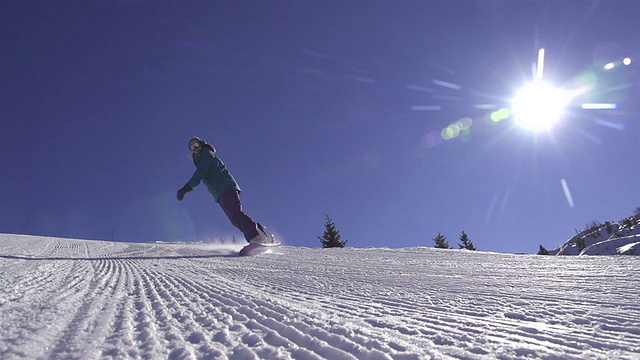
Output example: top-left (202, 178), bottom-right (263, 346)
top-left (188, 136), bottom-right (204, 150)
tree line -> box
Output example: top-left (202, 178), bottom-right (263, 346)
top-left (433, 231), bottom-right (477, 250)
top-left (319, 214), bottom-right (479, 250)
top-left (319, 207), bottom-right (640, 251)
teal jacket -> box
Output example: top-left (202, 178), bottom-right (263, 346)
top-left (187, 144), bottom-right (241, 202)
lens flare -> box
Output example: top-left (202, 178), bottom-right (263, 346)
top-left (457, 117), bottom-right (473, 130)
top-left (490, 108), bottom-right (510, 123)
top-left (447, 124), bottom-right (461, 138)
top-left (422, 131), bottom-right (442, 148)
top-left (581, 103), bottom-right (617, 109)
top-left (561, 179), bottom-right (575, 208)
top-left (536, 48), bottom-right (546, 80)
top-left (441, 128), bottom-right (452, 140)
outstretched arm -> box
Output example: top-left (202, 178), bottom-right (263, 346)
top-left (177, 152), bottom-right (213, 201)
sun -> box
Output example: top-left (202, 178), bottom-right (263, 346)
top-left (510, 81), bottom-right (572, 132)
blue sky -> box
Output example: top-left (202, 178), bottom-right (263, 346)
top-left (1, 1), bottom-right (638, 253)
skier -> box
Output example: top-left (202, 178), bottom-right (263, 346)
top-left (176, 136), bottom-right (275, 244)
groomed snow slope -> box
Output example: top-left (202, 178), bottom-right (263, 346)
top-left (0, 234), bottom-right (638, 359)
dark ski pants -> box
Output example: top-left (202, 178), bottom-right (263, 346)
top-left (218, 189), bottom-right (260, 242)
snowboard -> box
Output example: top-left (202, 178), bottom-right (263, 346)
top-left (239, 242), bottom-right (281, 256)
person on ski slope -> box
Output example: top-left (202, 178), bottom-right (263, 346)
top-left (176, 136), bottom-right (275, 244)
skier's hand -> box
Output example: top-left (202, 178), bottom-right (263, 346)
top-left (176, 184), bottom-right (192, 201)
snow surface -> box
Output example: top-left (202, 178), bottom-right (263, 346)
top-left (1, 234), bottom-right (639, 359)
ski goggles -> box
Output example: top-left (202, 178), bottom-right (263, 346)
top-left (189, 141), bottom-right (201, 151)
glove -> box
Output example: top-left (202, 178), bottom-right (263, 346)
top-left (176, 184), bottom-right (192, 201)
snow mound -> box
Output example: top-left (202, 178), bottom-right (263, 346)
top-left (553, 217), bottom-right (640, 256)
top-left (617, 241), bottom-right (640, 255)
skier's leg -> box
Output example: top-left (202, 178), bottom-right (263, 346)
top-left (218, 189), bottom-right (260, 242)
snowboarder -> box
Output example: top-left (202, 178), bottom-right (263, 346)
top-left (177, 136), bottom-right (275, 244)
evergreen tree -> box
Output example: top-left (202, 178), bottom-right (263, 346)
top-left (458, 231), bottom-right (477, 251)
top-left (433, 232), bottom-right (451, 249)
top-left (537, 245), bottom-right (549, 255)
top-left (318, 215), bottom-right (348, 248)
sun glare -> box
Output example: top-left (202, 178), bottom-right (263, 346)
top-left (511, 82), bottom-right (571, 132)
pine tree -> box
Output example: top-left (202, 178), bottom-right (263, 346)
top-left (318, 215), bottom-right (348, 248)
top-left (433, 232), bottom-right (451, 249)
top-left (458, 231), bottom-right (477, 251)
top-left (537, 245), bottom-right (549, 255)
